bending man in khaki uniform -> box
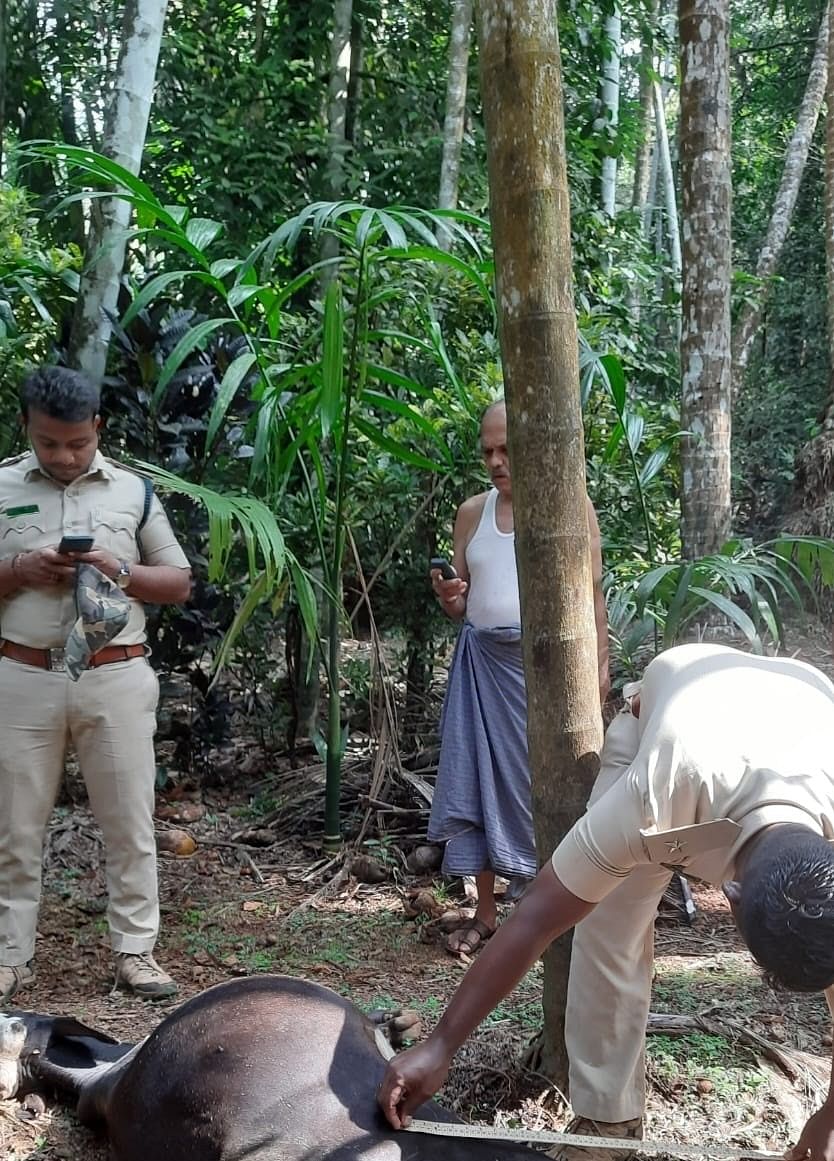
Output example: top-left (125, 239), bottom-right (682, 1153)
top-left (0, 366), bottom-right (192, 1001)
top-left (429, 399), bottom-right (609, 954)
top-left (380, 643), bottom-right (834, 1161)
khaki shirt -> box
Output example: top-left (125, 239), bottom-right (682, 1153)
top-left (0, 450), bottom-right (189, 648)
top-left (551, 643), bottom-right (834, 903)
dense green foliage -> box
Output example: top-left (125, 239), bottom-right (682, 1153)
top-left (3, 0), bottom-right (834, 815)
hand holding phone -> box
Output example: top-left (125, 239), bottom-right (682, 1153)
top-left (58, 535), bottom-right (95, 555)
top-left (430, 557), bottom-right (457, 581)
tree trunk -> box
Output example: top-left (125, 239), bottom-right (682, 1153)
top-left (477, 0), bottom-right (604, 1090)
top-left (321, 0), bottom-right (354, 274)
top-left (827, 0), bottom-right (834, 396)
top-left (653, 79), bottom-right (682, 280)
top-left (600, 4), bottom-right (622, 217)
top-left (679, 0), bottom-right (732, 559)
top-left (68, 0), bottom-right (169, 385)
top-left (631, 36), bottom-right (655, 216)
top-left (437, 0), bottom-right (474, 249)
top-left (0, 0), bottom-right (6, 179)
top-left (731, 0), bottom-right (830, 399)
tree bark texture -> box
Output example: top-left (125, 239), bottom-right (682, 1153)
top-left (732, 0), bottom-right (830, 398)
top-left (437, 0), bottom-right (474, 249)
top-left (679, 0), bottom-right (732, 558)
top-left (68, 0), bottom-right (169, 384)
top-left (653, 80), bottom-right (682, 280)
top-left (0, 0), bottom-right (6, 179)
top-left (477, 0), bottom-right (603, 1090)
top-left (827, 0), bottom-right (834, 388)
top-left (631, 39), bottom-right (655, 218)
top-left (600, 4), bottom-right (622, 217)
top-left (321, 0), bottom-right (354, 273)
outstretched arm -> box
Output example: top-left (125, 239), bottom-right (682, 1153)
top-left (378, 865), bottom-right (595, 1128)
top-left (784, 987), bottom-right (834, 1161)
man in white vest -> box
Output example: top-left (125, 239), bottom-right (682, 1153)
top-left (428, 399), bottom-right (609, 955)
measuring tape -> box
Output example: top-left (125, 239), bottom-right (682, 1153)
top-left (404, 1118), bottom-right (784, 1160)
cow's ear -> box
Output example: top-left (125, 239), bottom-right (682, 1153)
top-left (51, 1017), bottom-right (121, 1046)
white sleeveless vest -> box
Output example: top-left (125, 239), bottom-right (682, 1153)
top-left (464, 488), bottom-right (520, 628)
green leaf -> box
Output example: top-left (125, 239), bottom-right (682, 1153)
top-left (152, 318), bottom-right (233, 408)
top-left (185, 218), bottom-right (224, 251)
top-left (352, 416), bottom-right (448, 471)
top-left (688, 586), bottom-right (762, 651)
top-left (227, 284), bottom-right (264, 308)
top-left (361, 390), bottom-right (453, 460)
top-left (206, 352), bottom-right (258, 451)
top-left (210, 258), bottom-right (240, 279)
top-left (122, 270), bottom-right (195, 327)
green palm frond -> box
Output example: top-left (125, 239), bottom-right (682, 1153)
top-left (132, 461), bottom-right (286, 585)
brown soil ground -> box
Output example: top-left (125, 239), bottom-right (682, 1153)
top-left (2, 618), bottom-right (834, 1160)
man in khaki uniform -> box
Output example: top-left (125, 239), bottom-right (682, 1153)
top-left (0, 365), bottom-right (191, 1001)
top-left (379, 643), bottom-right (834, 1161)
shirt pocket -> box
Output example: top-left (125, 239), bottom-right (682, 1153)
top-left (93, 508), bottom-right (138, 560)
top-left (1, 515), bottom-right (48, 552)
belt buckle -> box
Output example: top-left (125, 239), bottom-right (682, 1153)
top-left (47, 647), bottom-right (65, 671)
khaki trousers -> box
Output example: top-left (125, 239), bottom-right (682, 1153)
top-left (565, 706), bottom-right (672, 1122)
top-left (0, 656), bottom-right (160, 964)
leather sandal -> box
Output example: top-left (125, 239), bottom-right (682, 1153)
top-left (445, 918), bottom-right (496, 956)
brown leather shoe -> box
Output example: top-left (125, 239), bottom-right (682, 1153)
top-left (546, 1115), bottom-right (644, 1161)
top-left (0, 962), bottom-right (34, 1005)
top-left (114, 953), bottom-right (177, 1000)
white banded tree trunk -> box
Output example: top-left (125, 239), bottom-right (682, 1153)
top-left (69, 0), bottom-right (168, 384)
top-left (600, 4), bottom-right (622, 216)
top-left (437, 0), bottom-right (473, 250)
top-left (732, 0), bottom-right (830, 398)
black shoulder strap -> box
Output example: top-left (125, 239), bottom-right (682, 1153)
top-left (139, 476), bottom-right (153, 531)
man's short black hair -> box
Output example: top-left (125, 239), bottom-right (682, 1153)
top-left (739, 834), bottom-right (834, 992)
top-left (20, 366), bottom-right (100, 423)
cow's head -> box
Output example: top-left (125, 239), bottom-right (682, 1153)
top-left (0, 1013), bottom-right (28, 1098)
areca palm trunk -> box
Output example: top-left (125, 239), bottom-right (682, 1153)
top-left (477, 0), bottom-right (604, 1087)
top-left (437, 0), bottom-right (474, 250)
top-left (69, 0), bottom-right (168, 384)
top-left (732, 0), bottom-right (830, 398)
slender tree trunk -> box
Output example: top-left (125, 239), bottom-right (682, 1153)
top-left (732, 0), bottom-right (830, 398)
top-left (827, 0), bottom-right (834, 400)
top-left (631, 39), bottom-right (655, 215)
top-left (679, 0), bottom-right (733, 558)
top-left (653, 79), bottom-right (682, 280)
top-left (437, 0), bottom-right (474, 249)
top-left (600, 3), bottom-right (622, 217)
top-left (321, 0), bottom-right (354, 273)
top-left (477, 0), bottom-right (603, 1088)
top-left (345, 7), bottom-right (364, 145)
top-left (53, 0), bottom-right (86, 247)
top-left (68, 0), bottom-right (169, 384)
top-left (0, 0), bottom-right (6, 179)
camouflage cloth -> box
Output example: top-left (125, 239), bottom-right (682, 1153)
top-left (64, 563), bottom-right (131, 681)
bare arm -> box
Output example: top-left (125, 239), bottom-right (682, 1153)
top-left (587, 497), bottom-right (610, 705)
top-left (378, 865), bottom-right (595, 1127)
top-left (73, 548), bottom-right (192, 604)
top-left (784, 989), bottom-right (834, 1161)
top-left (430, 495), bottom-right (483, 623)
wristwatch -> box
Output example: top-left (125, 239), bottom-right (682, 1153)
top-left (115, 560), bottom-right (132, 590)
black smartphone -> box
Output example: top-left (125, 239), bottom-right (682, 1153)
top-left (430, 556), bottom-right (457, 581)
top-left (58, 535), bottom-right (94, 555)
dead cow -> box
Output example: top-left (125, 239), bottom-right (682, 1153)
top-left (4, 973), bottom-right (541, 1160)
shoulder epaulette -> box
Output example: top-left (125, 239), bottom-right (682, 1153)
top-left (0, 451), bottom-right (33, 469)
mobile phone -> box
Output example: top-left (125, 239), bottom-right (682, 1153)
top-left (430, 556), bottom-right (457, 581)
top-left (58, 535), bottom-right (94, 555)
